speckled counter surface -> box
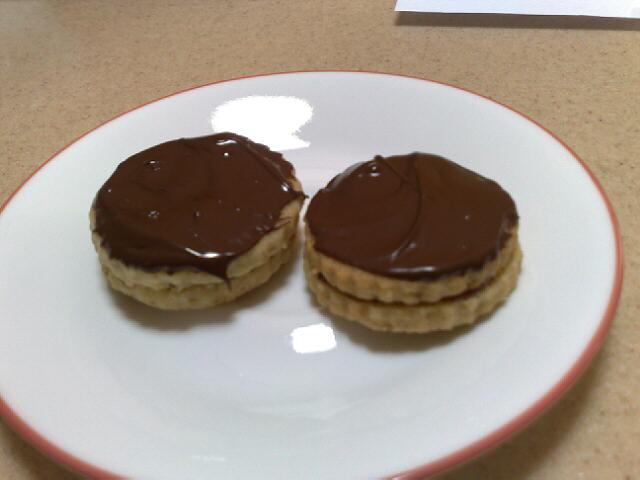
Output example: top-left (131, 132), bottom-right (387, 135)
top-left (1, 1), bottom-right (638, 479)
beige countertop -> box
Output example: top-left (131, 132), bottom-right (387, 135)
top-left (1, 1), bottom-right (638, 478)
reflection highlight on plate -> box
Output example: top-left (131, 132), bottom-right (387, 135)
top-left (211, 96), bottom-right (313, 151)
top-left (290, 323), bottom-right (337, 354)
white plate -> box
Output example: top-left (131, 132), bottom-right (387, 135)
top-left (0, 72), bottom-right (622, 479)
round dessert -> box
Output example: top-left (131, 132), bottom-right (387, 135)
top-left (90, 132), bottom-right (305, 310)
top-left (304, 153), bottom-right (522, 333)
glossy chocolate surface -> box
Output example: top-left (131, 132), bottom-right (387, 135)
top-left (93, 133), bottom-right (303, 279)
top-left (305, 153), bottom-right (518, 280)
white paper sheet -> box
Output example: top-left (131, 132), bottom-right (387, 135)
top-left (395, 0), bottom-right (640, 18)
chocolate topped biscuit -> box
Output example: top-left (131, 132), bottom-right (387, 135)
top-left (93, 132), bottom-right (304, 280)
top-left (305, 153), bottom-right (518, 281)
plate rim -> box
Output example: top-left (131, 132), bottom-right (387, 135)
top-left (0, 70), bottom-right (623, 480)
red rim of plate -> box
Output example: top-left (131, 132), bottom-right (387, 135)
top-left (0, 71), bottom-right (623, 480)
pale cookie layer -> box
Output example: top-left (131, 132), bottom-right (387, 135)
top-left (305, 245), bottom-right (522, 333)
top-left (305, 225), bottom-right (518, 305)
top-left (104, 239), bottom-right (294, 310)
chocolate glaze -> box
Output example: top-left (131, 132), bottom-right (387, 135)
top-left (305, 153), bottom-right (518, 281)
top-left (93, 133), bottom-right (303, 279)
